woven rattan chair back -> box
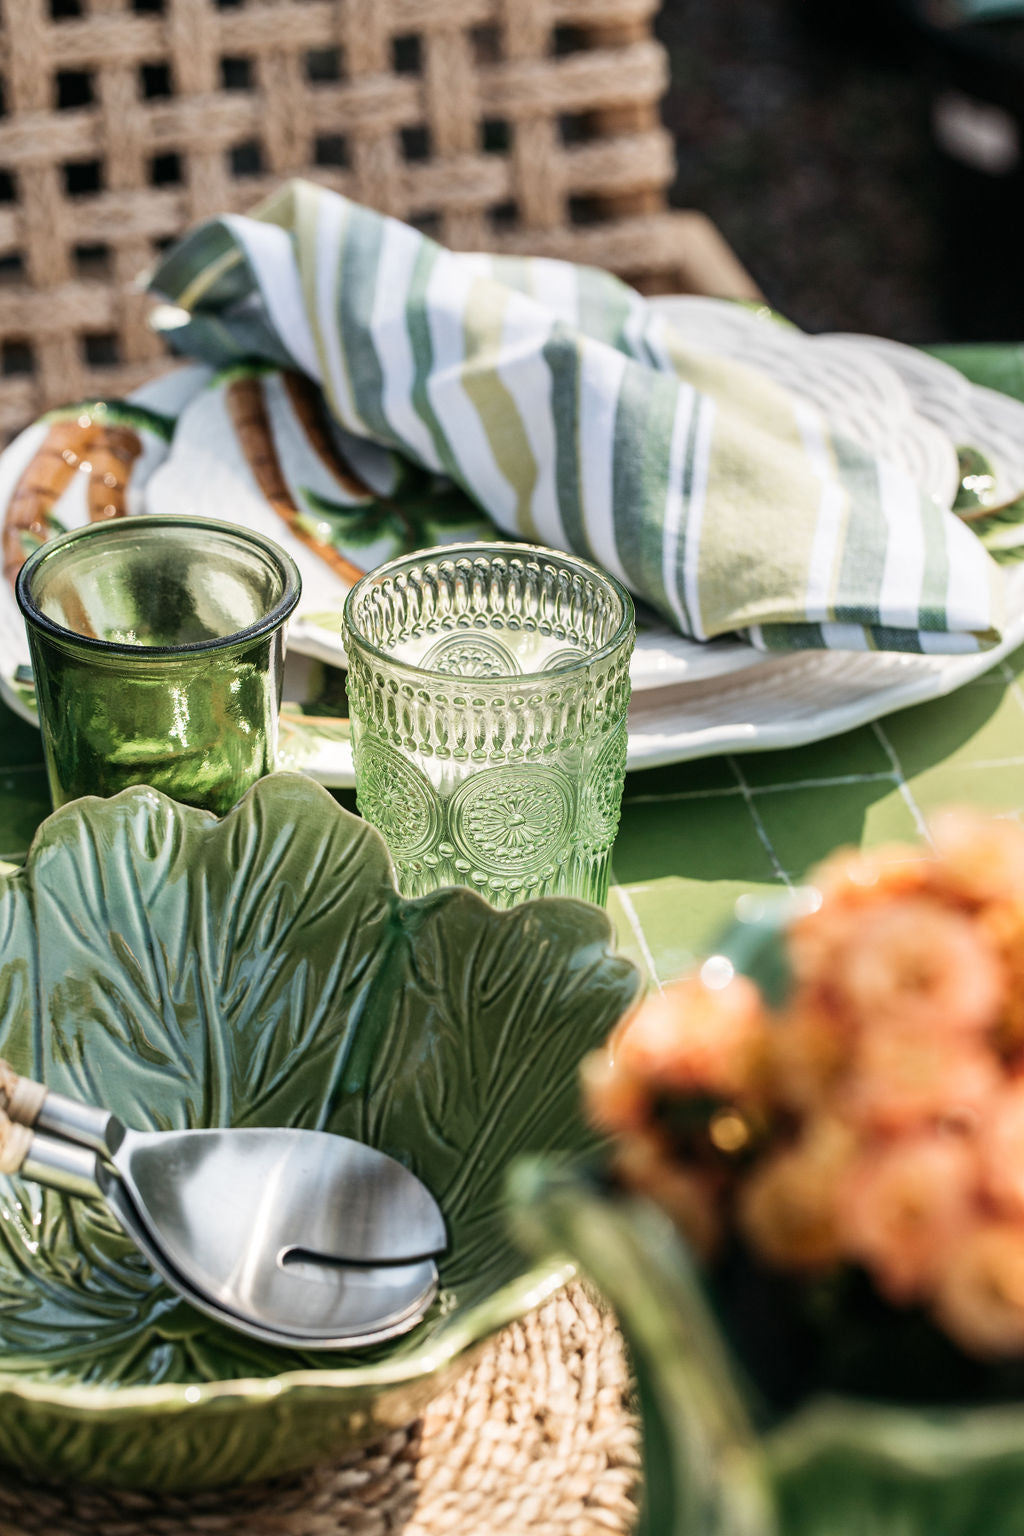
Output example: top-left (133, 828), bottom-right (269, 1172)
top-left (0, 0), bottom-right (759, 437)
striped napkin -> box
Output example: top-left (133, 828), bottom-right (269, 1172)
top-left (149, 180), bottom-right (1003, 654)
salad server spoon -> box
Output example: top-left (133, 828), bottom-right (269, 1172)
top-left (0, 1060), bottom-right (445, 1346)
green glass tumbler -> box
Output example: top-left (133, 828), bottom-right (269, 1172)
top-left (343, 544), bottom-right (635, 908)
top-left (16, 515), bottom-right (301, 815)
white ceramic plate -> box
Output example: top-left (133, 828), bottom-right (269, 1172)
top-left (3, 311), bottom-right (1024, 784)
top-left (592, 295), bottom-right (970, 689)
top-left (0, 366), bottom-right (762, 704)
top-left (297, 318), bottom-right (1024, 777)
top-left (0, 299), bottom-right (972, 706)
top-left (626, 575), bottom-right (1024, 769)
top-left (626, 299), bottom-right (1024, 697)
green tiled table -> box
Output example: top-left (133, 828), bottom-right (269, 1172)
top-left (606, 644), bottom-right (1024, 984)
top-left (6, 634), bottom-right (1023, 989)
top-left (2, 345), bottom-right (1023, 991)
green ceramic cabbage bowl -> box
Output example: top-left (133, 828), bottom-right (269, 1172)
top-left (0, 774), bottom-right (639, 1492)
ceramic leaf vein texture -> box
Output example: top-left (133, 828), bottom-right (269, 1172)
top-left (0, 773), bottom-right (638, 1488)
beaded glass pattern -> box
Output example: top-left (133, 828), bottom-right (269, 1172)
top-left (343, 544), bottom-right (634, 907)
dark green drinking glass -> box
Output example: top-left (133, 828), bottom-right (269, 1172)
top-left (16, 516), bottom-right (301, 814)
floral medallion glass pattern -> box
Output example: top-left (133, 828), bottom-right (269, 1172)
top-left (343, 545), bottom-right (635, 907)
top-left (420, 632), bottom-right (519, 678)
top-left (580, 726), bottom-right (629, 857)
top-left (449, 765), bottom-right (575, 878)
top-left (351, 737), bottom-right (441, 857)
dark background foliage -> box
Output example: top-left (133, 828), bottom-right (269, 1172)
top-left (655, 0), bottom-right (1024, 342)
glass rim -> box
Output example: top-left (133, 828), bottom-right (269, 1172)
top-left (15, 514), bottom-right (302, 659)
top-left (343, 541), bottom-right (635, 685)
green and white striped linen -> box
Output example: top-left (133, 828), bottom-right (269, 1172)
top-left (149, 179), bottom-right (1003, 654)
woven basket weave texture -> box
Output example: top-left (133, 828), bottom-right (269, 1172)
top-left (0, 0), bottom-right (760, 437)
top-left (0, 1284), bottom-right (641, 1535)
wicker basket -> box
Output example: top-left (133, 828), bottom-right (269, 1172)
top-left (0, 0), bottom-right (759, 437)
top-left (0, 1285), bottom-right (640, 1535)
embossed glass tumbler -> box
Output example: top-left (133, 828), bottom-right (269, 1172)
top-left (16, 515), bottom-right (301, 815)
top-left (343, 544), bottom-right (635, 908)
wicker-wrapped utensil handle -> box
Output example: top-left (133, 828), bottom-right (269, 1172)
top-left (0, 1057), bottom-right (115, 1154)
top-left (0, 1058), bottom-right (47, 1127)
top-left (0, 1106), bottom-right (34, 1174)
top-left (0, 1103), bottom-right (103, 1196)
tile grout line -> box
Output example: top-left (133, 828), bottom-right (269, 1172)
top-left (625, 737), bottom-right (1024, 811)
top-left (958, 753), bottom-right (1024, 770)
top-left (625, 769), bottom-right (899, 806)
top-left (626, 750), bottom-right (1024, 811)
top-left (609, 879), bottom-right (664, 992)
top-left (870, 721), bottom-right (933, 845)
top-left (725, 755), bottom-right (793, 888)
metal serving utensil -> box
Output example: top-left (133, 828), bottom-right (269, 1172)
top-left (95, 1159), bottom-right (440, 1349)
top-left (0, 1109), bottom-right (438, 1348)
top-left (0, 1061), bottom-right (446, 1347)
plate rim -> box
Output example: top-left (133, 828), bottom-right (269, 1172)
top-left (3, 313), bottom-right (1024, 784)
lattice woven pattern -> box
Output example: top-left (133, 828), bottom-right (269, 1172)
top-left (0, 0), bottom-right (758, 438)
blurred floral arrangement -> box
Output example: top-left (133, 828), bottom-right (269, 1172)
top-left (584, 810), bottom-right (1024, 1407)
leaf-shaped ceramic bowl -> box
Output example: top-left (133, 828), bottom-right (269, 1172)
top-left (0, 774), bottom-right (639, 1492)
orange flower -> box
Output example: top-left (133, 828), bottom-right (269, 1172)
top-left (807, 897), bottom-right (1004, 1038)
top-left (977, 900), bottom-right (1024, 1058)
top-left (799, 842), bottom-right (931, 915)
top-left (588, 808), bottom-right (1024, 1361)
top-left (762, 1000), bottom-right (847, 1112)
top-left (934, 1223), bottom-right (1024, 1358)
top-left (580, 1050), bottom-right (649, 1135)
top-left (977, 1081), bottom-right (1024, 1220)
top-left (613, 969), bottom-right (767, 1101)
top-left (738, 1119), bottom-right (854, 1272)
top-left (838, 1132), bottom-right (977, 1304)
top-left (787, 900), bottom-right (862, 1005)
top-left (839, 1026), bottom-right (998, 1134)
top-left (929, 808), bottom-right (1024, 907)
top-left (613, 1130), bottom-right (723, 1258)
